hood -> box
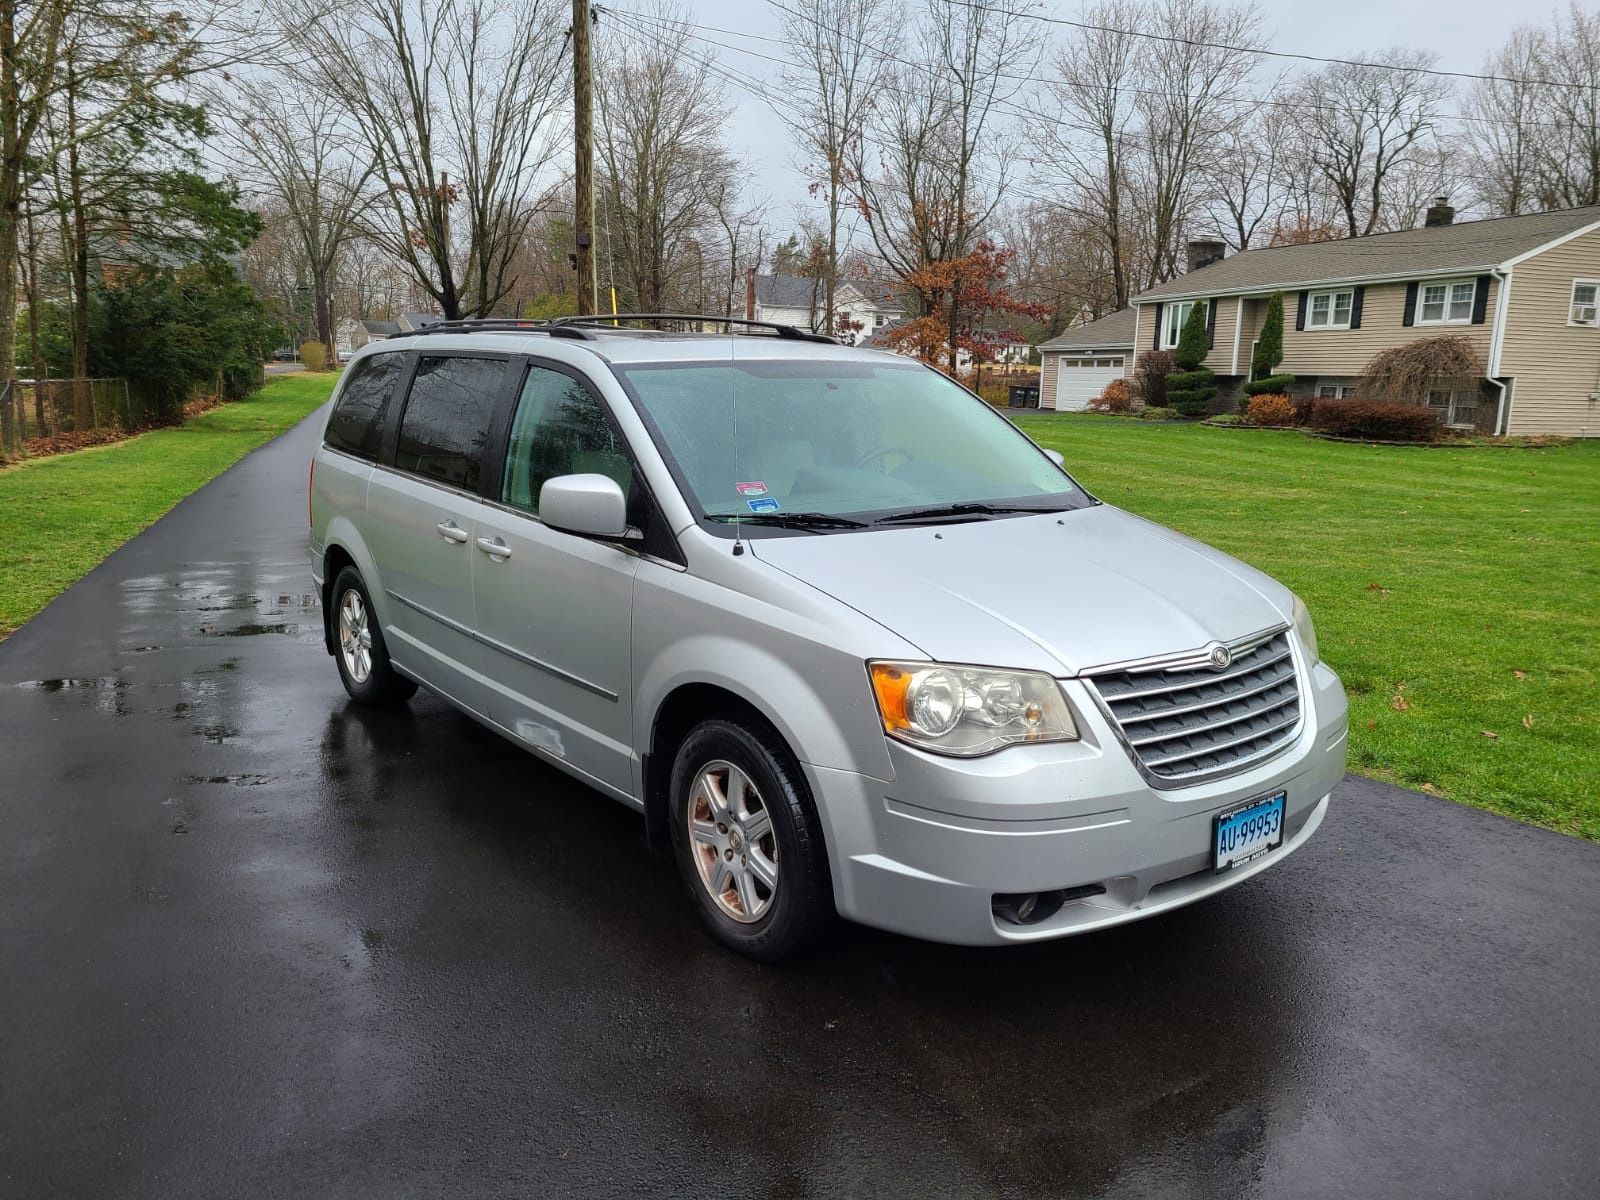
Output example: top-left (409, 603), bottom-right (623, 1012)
top-left (749, 505), bottom-right (1291, 675)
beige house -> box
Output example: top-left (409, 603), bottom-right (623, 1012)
top-left (1050, 203), bottom-right (1600, 436)
top-left (1037, 309), bottom-right (1136, 411)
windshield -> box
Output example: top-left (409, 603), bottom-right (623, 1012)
top-left (611, 358), bottom-right (1086, 529)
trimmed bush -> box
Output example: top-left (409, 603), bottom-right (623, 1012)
top-left (299, 341), bottom-right (328, 372)
top-left (1252, 290), bottom-right (1285, 381)
top-left (1310, 398), bottom-right (1442, 442)
top-left (1242, 372), bottom-right (1295, 397)
top-left (1206, 413), bottom-right (1249, 425)
top-left (1088, 378), bottom-right (1132, 413)
top-left (1246, 393), bottom-right (1296, 426)
top-left (1166, 302), bottom-right (1216, 415)
top-left (1138, 405), bottom-right (1182, 421)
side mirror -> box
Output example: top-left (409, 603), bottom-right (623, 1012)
top-left (1043, 448), bottom-right (1065, 467)
top-left (539, 474), bottom-right (629, 538)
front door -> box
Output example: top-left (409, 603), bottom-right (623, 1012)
top-left (472, 362), bottom-right (640, 798)
top-left (365, 352), bottom-right (512, 711)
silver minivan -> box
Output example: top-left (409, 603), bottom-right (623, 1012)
top-left (309, 317), bottom-right (1348, 959)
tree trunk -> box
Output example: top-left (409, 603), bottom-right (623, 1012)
top-left (65, 59), bottom-right (91, 428)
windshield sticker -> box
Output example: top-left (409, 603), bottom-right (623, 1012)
top-left (735, 481), bottom-right (768, 495)
top-left (746, 497), bottom-right (780, 513)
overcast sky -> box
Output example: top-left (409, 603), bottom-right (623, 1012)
top-left (600, 0), bottom-right (1544, 245)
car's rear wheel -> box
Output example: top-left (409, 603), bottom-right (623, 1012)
top-left (668, 718), bottom-right (832, 961)
top-left (331, 565), bottom-right (417, 706)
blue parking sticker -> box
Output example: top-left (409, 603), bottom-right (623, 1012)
top-left (747, 497), bottom-right (780, 513)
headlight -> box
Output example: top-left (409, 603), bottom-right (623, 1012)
top-left (1291, 594), bottom-right (1320, 664)
top-left (868, 661), bottom-right (1078, 756)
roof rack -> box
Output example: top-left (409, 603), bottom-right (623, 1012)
top-left (549, 313), bottom-right (838, 344)
top-left (387, 318), bottom-right (596, 341)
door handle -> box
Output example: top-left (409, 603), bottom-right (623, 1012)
top-left (476, 536), bottom-right (512, 560)
top-left (436, 520), bottom-right (470, 544)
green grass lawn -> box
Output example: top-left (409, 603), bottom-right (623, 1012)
top-left (0, 372), bottom-right (337, 637)
top-left (1014, 412), bottom-right (1600, 840)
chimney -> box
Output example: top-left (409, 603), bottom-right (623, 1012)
top-left (1186, 238), bottom-right (1226, 273)
top-left (1425, 196), bottom-right (1455, 227)
top-left (745, 267), bottom-right (757, 320)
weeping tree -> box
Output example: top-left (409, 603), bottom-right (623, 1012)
top-left (1165, 300), bottom-right (1217, 416)
top-left (1358, 335), bottom-right (1485, 404)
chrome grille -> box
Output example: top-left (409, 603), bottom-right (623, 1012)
top-left (1087, 630), bottom-right (1301, 784)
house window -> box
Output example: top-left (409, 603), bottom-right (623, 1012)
top-left (1316, 381), bottom-right (1355, 399)
top-left (1418, 278), bottom-right (1477, 325)
top-left (1307, 289), bottom-right (1354, 330)
top-left (1427, 387), bottom-right (1479, 428)
top-left (1161, 301), bottom-right (1197, 348)
top-left (1570, 280), bottom-right (1600, 326)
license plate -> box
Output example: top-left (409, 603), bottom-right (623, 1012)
top-left (1212, 791), bottom-right (1286, 872)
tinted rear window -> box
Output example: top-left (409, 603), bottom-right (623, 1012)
top-left (394, 356), bottom-right (507, 491)
top-left (324, 352), bottom-right (406, 460)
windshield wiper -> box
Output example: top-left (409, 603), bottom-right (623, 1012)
top-left (874, 502), bottom-right (1071, 525)
top-left (709, 511), bottom-right (873, 530)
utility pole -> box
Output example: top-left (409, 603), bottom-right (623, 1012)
top-left (572, 0), bottom-right (598, 316)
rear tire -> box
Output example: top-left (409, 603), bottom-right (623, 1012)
top-left (668, 718), bottom-right (832, 961)
top-left (330, 565), bottom-right (417, 707)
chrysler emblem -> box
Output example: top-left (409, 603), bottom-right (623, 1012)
top-left (1207, 643), bottom-right (1232, 671)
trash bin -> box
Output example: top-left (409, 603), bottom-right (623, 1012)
top-left (1008, 385), bottom-right (1040, 409)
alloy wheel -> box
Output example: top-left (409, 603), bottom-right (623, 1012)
top-left (686, 759), bottom-right (779, 923)
top-left (337, 588), bottom-right (373, 684)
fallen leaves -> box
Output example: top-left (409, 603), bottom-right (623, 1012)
top-left (1481, 730), bottom-right (1499, 739)
top-left (1366, 582), bottom-right (1391, 593)
top-left (1390, 695), bottom-right (1412, 711)
top-left (1522, 714), bottom-right (1535, 729)
top-left (1513, 670), bottom-right (1528, 679)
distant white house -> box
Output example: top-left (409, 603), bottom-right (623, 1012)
top-left (750, 274), bottom-right (905, 344)
top-left (334, 317), bottom-right (402, 361)
top-left (862, 320), bottom-right (1032, 372)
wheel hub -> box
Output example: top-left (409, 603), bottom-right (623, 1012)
top-left (686, 759), bottom-right (778, 924)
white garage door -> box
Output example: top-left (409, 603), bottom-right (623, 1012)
top-left (1051, 355), bottom-right (1126, 411)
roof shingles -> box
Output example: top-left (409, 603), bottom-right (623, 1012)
top-left (1137, 205), bottom-right (1600, 302)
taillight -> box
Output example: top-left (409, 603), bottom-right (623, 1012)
top-left (308, 457), bottom-right (316, 526)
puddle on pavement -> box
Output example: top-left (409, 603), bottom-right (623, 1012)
top-left (182, 773), bottom-right (275, 787)
top-left (194, 723), bottom-right (241, 744)
top-left (15, 677), bottom-right (127, 692)
top-left (198, 623), bottom-right (301, 637)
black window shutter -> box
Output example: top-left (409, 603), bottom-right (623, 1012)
top-left (1471, 274), bottom-right (1492, 324)
top-left (1206, 299), bottom-right (1218, 349)
top-left (1151, 303), bottom-right (1164, 350)
top-left (1403, 282), bottom-right (1419, 326)
top-left (1295, 291), bottom-right (1308, 331)
top-left (1350, 286), bottom-right (1366, 329)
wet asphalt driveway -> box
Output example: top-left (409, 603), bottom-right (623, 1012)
top-left (2, 410), bottom-right (1598, 1199)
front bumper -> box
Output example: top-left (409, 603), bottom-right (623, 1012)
top-left (809, 659), bottom-right (1348, 946)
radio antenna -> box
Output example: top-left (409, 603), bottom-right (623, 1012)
top-left (730, 323), bottom-right (744, 556)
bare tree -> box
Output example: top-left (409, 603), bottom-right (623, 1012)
top-left (1295, 49), bottom-right (1453, 238)
top-left (1466, 28), bottom-right (1548, 216)
top-left (778, 0), bottom-right (895, 335)
top-left (216, 78), bottom-right (374, 351)
top-left (1034, 0), bottom-right (1142, 309)
top-left (1535, 3), bottom-right (1600, 209)
top-left (292, 0), bottom-right (568, 319)
top-left (850, 0), bottom-right (1031, 370)
top-left (1131, 0), bottom-right (1264, 284)
top-left (594, 9), bottom-right (741, 313)
top-left (1201, 102), bottom-right (1292, 251)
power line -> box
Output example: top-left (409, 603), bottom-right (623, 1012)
top-left (936, 0), bottom-right (1592, 92)
top-left (615, 2), bottom-right (1569, 137)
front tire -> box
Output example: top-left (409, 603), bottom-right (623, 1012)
top-left (330, 565), bottom-right (417, 707)
top-left (668, 718), bottom-right (833, 961)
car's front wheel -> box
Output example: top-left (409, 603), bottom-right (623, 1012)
top-left (668, 718), bottom-right (832, 961)
top-left (330, 565), bottom-right (417, 707)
